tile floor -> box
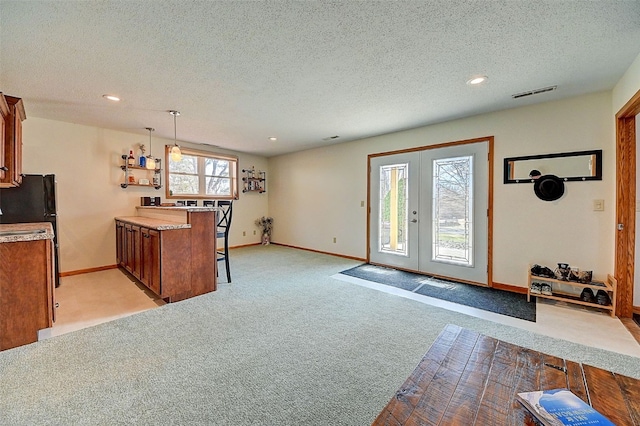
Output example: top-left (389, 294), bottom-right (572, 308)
top-left (40, 267), bottom-right (640, 359)
top-left (334, 274), bottom-right (640, 358)
top-left (39, 268), bottom-right (164, 339)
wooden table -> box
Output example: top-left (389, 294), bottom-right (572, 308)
top-left (373, 324), bottom-right (640, 425)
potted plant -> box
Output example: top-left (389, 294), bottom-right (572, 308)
top-left (255, 216), bottom-right (273, 245)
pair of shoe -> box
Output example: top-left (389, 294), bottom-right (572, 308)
top-left (596, 290), bottom-right (611, 306)
top-left (531, 264), bottom-right (555, 278)
top-left (580, 288), bottom-right (611, 306)
top-left (531, 282), bottom-right (552, 296)
top-left (580, 288), bottom-right (595, 303)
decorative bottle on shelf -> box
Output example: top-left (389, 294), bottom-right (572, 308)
top-left (127, 150), bottom-right (135, 167)
top-left (153, 158), bottom-right (161, 187)
top-left (138, 144), bottom-right (146, 168)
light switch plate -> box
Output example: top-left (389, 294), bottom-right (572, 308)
top-left (593, 199), bottom-right (604, 211)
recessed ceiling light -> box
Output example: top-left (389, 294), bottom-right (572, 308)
top-left (466, 76), bottom-right (488, 85)
top-left (268, 137), bottom-right (277, 141)
top-left (102, 94), bottom-right (121, 101)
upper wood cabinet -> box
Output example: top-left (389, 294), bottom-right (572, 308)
top-left (0, 93), bottom-right (26, 188)
top-left (0, 95), bottom-right (9, 181)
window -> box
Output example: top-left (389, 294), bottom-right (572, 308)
top-left (165, 146), bottom-right (238, 199)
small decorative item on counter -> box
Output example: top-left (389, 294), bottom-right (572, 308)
top-left (141, 196), bottom-right (161, 206)
top-left (255, 216), bottom-right (273, 245)
top-left (127, 150), bottom-right (136, 167)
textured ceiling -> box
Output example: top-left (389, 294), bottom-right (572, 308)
top-left (1, 1), bottom-right (639, 157)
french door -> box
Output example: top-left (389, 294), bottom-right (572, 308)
top-left (369, 140), bottom-right (490, 285)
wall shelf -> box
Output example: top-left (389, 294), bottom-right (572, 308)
top-left (120, 154), bottom-right (162, 189)
top-left (242, 168), bottom-right (265, 193)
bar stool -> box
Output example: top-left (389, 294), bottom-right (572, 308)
top-left (216, 201), bottom-right (233, 283)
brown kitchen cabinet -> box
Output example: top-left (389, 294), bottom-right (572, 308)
top-left (131, 224), bottom-right (142, 279)
top-left (120, 222), bottom-right (142, 279)
top-left (115, 213), bottom-right (214, 302)
top-left (0, 238), bottom-right (55, 351)
top-left (0, 95), bottom-right (8, 181)
top-left (0, 94), bottom-right (26, 188)
top-left (115, 221), bottom-right (125, 266)
top-left (140, 228), bottom-right (160, 295)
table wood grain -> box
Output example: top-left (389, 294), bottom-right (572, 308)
top-left (372, 324), bottom-right (640, 425)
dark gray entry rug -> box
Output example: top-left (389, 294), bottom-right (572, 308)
top-left (340, 264), bottom-right (536, 322)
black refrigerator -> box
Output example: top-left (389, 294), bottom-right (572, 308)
top-left (0, 174), bottom-right (60, 287)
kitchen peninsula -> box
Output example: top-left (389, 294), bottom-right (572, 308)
top-left (115, 206), bottom-right (217, 303)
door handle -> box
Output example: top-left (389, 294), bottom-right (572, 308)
top-left (410, 219), bottom-right (418, 223)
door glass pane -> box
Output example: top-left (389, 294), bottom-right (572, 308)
top-left (432, 155), bottom-right (473, 266)
top-left (379, 163), bottom-right (408, 256)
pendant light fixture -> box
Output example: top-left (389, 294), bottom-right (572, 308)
top-left (169, 110), bottom-right (182, 162)
top-left (145, 127), bottom-right (156, 170)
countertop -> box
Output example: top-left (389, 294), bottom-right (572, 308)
top-left (115, 216), bottom-right (191, 230)
top-left (0, 222), bottom-right (55, 243)
top-left (136, 206), bottom-right (218, 212)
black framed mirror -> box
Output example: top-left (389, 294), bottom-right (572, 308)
top-left (503, 149), bottom-right (602, 184)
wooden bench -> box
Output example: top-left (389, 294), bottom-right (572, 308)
top-left (372, 324), bottom-right (640, 425)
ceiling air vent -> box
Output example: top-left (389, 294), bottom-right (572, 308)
top-left (512, 85), bottom-right (557, 99)
top-left (322, 135), bottom-right (340, 141)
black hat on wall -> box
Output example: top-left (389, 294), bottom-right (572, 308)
top-left (533, 174), bottom-right (565, 201)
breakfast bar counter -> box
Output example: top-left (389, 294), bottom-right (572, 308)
top-left (113, 216), bottom-right (190, 231)
top-left (115, 207), bottom-right (217, 302)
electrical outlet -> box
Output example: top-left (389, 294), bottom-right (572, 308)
top-left (360, 200), bottom-right (364, 207)
top-left (333, 237), bottom-right (336, 243)
top-left (242, 231), bottom-right (246, 236)
top-left (253, 230), bottom-right (256, 235)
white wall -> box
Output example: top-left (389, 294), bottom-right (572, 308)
top-left (269, 91), bottom-right (615, 288)
top-left (22, 117), bottom-right (269, 273)
top-left (613, 52), bottom-right (640, 114)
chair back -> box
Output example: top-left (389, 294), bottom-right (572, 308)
top-left (216, 200), bottom-right (233, 235)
